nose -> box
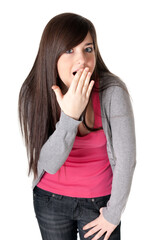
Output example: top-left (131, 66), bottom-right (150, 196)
top-left (76, 52), bottom-right (86, 66)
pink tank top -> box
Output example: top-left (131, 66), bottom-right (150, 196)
top-left (37, 86), bottom-right (113, 198)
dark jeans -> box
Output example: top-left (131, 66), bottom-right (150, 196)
top-left (33, 186), bottom-right (121, 240)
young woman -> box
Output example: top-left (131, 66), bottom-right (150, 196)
top-left (18, 13), bottom-right (136, 240)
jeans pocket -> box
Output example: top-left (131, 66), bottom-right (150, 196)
top-left (33, 188), bottom-right (52, 207)
top-left (92, 195), bottom-right (110, 211)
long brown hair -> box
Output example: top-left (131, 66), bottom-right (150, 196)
top-left (18, 12), bottom-right (129, 179)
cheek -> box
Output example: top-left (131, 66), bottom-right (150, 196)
top-left (57, 56), bottom-right (67, 78)
top-left (89, 56), bottom-right (96, 72)
top-left (57, 62), bottom-right (71, 88)
top-left (57, 63), bottom-right (66, 80)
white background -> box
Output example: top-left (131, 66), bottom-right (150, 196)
top-left (0, 0), bottom-right (161, 239)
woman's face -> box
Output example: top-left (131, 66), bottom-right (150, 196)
top-left (57, 32), bottom-right (96, 89)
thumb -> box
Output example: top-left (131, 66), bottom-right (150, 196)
top-left (52, 85), bottom-right (63, 104)
top-left (99, 207), bottom-right (103, 214)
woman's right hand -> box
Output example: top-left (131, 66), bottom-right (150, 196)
top-left (52, 68), bottom-right (95, 120)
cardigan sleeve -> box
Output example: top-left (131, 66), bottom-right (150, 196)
top-left (102, 86), bottom-right (136, 225)
top-left (37, 110), bottom-right (82, 174)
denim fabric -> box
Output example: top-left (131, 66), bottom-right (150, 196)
top-left (32, 85), bottom-right (136, 226)
top-left (33, 186), bottom-right (121, 240)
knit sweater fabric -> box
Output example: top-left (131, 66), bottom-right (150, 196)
top-left (32, 81), bottom-right (136, 226)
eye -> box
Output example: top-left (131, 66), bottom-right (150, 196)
top-left (85, 47), bottom-right (93, 53)
top-left (66, 49), bottom-right (73, 54)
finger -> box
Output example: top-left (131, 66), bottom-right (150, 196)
top-left (76, 67), bottom-right (89, 93)
top-left (84, 225), bottom-right (101, 238)
top-left (83, 219), bottom-right (97, 230)
top-left (91, 229), bottom-right (105, 240)
top-left (104, 231), bottom-right (111, 240)
top-left (69, 69), bottom-right (83, 92)
top-left (86, 80), bottom-right (95, 99)
top-left (52, 85), bottom-right (63, 105)
top-left (82, 71), bottom-right (91, 95)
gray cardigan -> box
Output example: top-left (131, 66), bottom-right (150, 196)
top-left (32, 84), bottom-right (136, 226)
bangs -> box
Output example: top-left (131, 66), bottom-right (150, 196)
top-left (56, 14), bottom-right (90, 54)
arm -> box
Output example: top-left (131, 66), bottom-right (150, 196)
top-left (37, 68), bottom-right (94, 176)
top-left (102, 86), bottom-right (136, 225)
top-left (37, 110), bottom-right (82, 174)
top-left (81, 85), bottom-right (136, 239)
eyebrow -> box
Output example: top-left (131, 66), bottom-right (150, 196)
top-left (85, 42), bottom-right (94, 46)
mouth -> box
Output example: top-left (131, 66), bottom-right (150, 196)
top-left (72, 71), bottom-right (77, 76)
